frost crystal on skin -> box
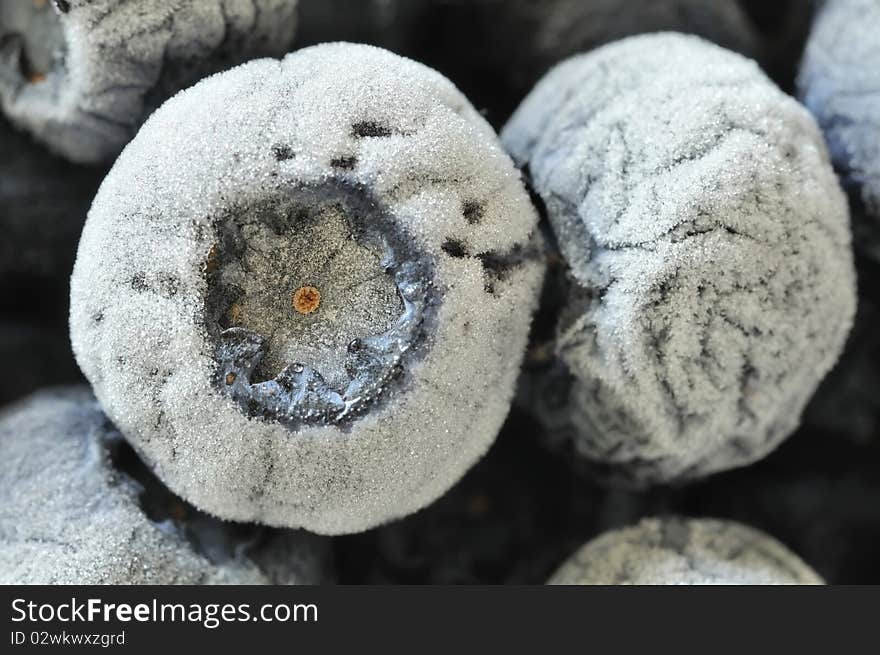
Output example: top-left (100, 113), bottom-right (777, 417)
top-left (503, 33), bottom-right (856, 487)
top-left (0, 388), bottom-right (331, 584)
top-left (798, 0), bottom-right (880, 260)
top-left (549, 517), bottom-right (823, 585)
top-left (0, 0), bottom-right (299, 164)
top-left (70, 43), bottom-right (545, 534)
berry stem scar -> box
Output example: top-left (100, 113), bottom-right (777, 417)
top-left (293, 286), bottom-right (321, 314)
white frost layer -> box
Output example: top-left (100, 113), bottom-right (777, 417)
top-left (0, 0), bottom-right (298, 163)
top-left (0, 388), bottom-right (329, 585)
top-left (503, 33), bottom-right (857, 486)
top-left (70, 43), bottom-right (544, 534)
top-left (549, 517), bottom-right (823, 585)
top-left (798, 0), bottom-right (880, 258)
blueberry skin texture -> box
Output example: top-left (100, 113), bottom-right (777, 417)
top-left (549, 517), bottom-right (823, 585)
top-left (70, 43), bottom-right (545, 535)
top-left (503, 33), bottom-right (856, 487)
top-left (0, 0), bottom-right (298, 164)
top-left (798, 0), bottom-right (880, 260)
top-left (0, 388), bottom-right (330, 584)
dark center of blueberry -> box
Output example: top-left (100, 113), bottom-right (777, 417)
top-left (204, 182), bottom-right (436, 429)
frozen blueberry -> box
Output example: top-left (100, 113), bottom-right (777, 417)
top-left (798, 0), bottom-right (880, 260)
top-left (549, 517), bottom-right (823, 584)
top-left (0, 388), bottom-right (331, 584)
top-left (0, 0), bottom-right (299, 164)
top-left (70, 43), bottom-right (545, 534)
top-left (502, 33), bottom-right (856, 487)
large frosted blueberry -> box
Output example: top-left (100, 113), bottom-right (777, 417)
top-left (70, 43), bottom-right (545, 534)
top-left (0, 0), bottom-right (298, 163)
top-left (549, 517), bottom-right (822, 585)
top-left (798, 0), bottom-right (880, 260)
top-left (0, 388), bottom-right (331, 584)
top-left (503, 33), bottom-right (856, 487)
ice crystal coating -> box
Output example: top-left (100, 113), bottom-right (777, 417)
top-left (798, 0), bottom-right (880, 260)
top-left (70, 43), bottom-right (544, 534)
top-left (0, 0), bottom-right (298, 163)
top-left (549, 517), bottom-right (823, 585)
top-left (0, 388), bottom-right (331, 584)
top-left (503, 33), bottom-right (856, 486)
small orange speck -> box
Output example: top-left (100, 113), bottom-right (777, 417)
top-left (292, 286), bottom-right (321, 315)
top-left (28, 73), bottom-right (46, 84)
top-left (225, 372), bottom-right (236, 385)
